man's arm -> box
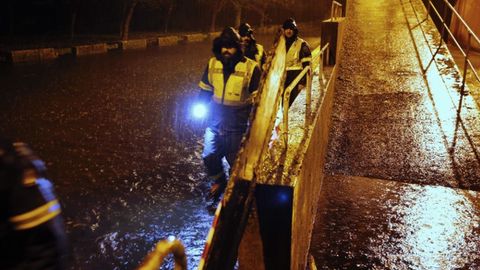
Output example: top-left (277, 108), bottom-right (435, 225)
top-left (300, 41), bottom-right (312, 68)
top-left (248, 65), bottom-right (262, 93)
top-left (198, 64), bottom-right (214, 103)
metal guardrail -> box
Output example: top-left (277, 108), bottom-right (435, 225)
top-left (408, 0), bottom-right (480, 95)
top-left (331, 1), bottom-right (343, 20)
top-left (281, 42), bottom-right (330, 149)
top-left (137, 237), bottom-right (187, 270)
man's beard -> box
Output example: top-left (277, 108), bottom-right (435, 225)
top-left (221, 52), bottom-right (239, 67)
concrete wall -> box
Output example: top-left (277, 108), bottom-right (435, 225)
top-left (291, 64), bottom-right (338, 270)
top-left (73, 43), bottom-right (107, 56)
top-left (290, 19), bottom-right (346, 269)
top-left (56, 47), bottom-right (72, 56)
top-left (183, 33), bottom-right (208, 42)
top-left (450, 0), bottom-right (480, 50)
top-left (236, 16), bottom-right (346, 270)
top-left (158, 36), bottom-right (183, 46)
top-left (120, 39), bottom-right (147, 50)
top-left (9, 48), bottom-right (58, 63)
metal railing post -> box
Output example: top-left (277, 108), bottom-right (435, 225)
top-left (461, 33), bottom-right (472, 96)
top-left (330, 1), bottom-right (335, 20)
top-left (439, 0), bottom-right (448, 42)
top-left (137, 238), bottom-right (187, 270)
top-left (331, 1), bottom-right (342, 20)
top-left (306, 68), bottom-right (312, 125)
top-left (426, 0), bottom-right (431, 21)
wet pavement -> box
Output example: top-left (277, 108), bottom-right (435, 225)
top-left (0, 26), bottom-right (322, 269)
top-left (311, 0), bottom-right (480, 269)
top-left (311, 175), bottom-right (480, 269)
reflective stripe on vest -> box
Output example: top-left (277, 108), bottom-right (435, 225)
top-left (9, 199), bottom-right (61, 230)
top-left (255, 44), bottom-right (264, 64)
top-left (286, 38), bottom-right (306, 71)
top-left (207, 57), bottom-right (257, 106)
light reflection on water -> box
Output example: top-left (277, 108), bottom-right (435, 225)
top-left (388, 185), bottom-right (479, 269)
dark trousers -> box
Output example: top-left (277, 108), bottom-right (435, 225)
top-left (284, 70), bottom-right (306, 107)
top-left (202, 127), bottom-right (244, 180)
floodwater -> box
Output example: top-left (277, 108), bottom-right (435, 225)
top-left (311, 0), bottom-right (480, 269)
top-left (0, 25), bottom-right (321, 269)
top-left (0, 42), bottom-right (214, 269)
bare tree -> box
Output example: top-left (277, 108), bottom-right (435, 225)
top-left (246, 1), bottom-right (269, 27)
top-left (120, 0), bottom-right (177, 40)
top-left (120, 0), bottom-right (139, 40)
top-left (141, 0), bottom-right (176, 33)
top-left (230, 0), bottom-right (250, 28)
top-left (162, 0), bottom-right (175, 33)
top-left (232, 0), bottom-right (294, 28)
top-left (251, 0), bottom-right (295, 27)
top-left (7, 0), bottom-right (14, 35)
top-left (67, 0), bottom-right (82, 40)
top-left (198, 0), bottom-right (228, 32)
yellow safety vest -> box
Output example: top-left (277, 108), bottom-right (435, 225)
top-left (205, 57), bottom-right (257, 106)
top-left (285, 37), bottom-right (310, 71)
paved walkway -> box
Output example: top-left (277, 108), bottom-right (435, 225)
top-left (310, 0), bottom-right (480, 268)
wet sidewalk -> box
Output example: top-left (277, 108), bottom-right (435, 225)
top-left (310, 0), bottom-right (480, 268)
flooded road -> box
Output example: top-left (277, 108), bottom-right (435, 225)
top-left (1, 42), bottom-right (214, 269)
top-left (0, 26), bottom-right (321, 269)
top-left (311, 0), bottom-right (480, 268)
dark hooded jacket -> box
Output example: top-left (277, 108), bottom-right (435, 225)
top-left (198, 27), bottom-right (261, 133)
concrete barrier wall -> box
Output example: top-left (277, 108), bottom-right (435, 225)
top-left (158, 36), bottom-right (183, 46)
top-left (290, 18), bottom-right (345, 270)
top-left (9, 48), bottom-right (58, 63)
top-left (291, 64), bottom-right (338, 270)
top-left (183, 33), bottom-right (208, 42)
top-left (1, 22), bottom-right (309, 64)
top-left (209, 31), bottom-right (221, 40)
top-left (107, 43), bottom-right (120, 50)
top-left (56, 47), bottom-right (72, 56)
top-left (73, 43), bottom-right (107, 56)
top-left (10, 50), bottom-right (38, 63)
top-left (120, 39), bottom-right (147, 50)
top-left (236, 18), bottom-right (346, 270)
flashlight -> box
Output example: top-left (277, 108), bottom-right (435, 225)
top-left (192, 103), bottom-right (208, 119)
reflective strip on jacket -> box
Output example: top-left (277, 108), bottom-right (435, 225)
top-left (204, 57), bottom-right (258, 106)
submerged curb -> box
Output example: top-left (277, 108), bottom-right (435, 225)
top-left (0, 26), bottom-right (279, 64)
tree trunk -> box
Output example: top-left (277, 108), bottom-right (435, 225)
top-left (8, 0), bottom-right (14, 35)
top-left (260, 12), bottom-right (266, 28)
top-left (163, 3), bottom-right (174, 33)
top-left (70, 10), bottom-right (77, 41)
top-left (233, 3), bottom-right (242, 28)
top-left (210, 10), bottom-right (219, 32)
top-left (119, 1), bottom-right (127, 37)
top-left (121, 0), bottom-right (138, 40)
top-left (209, 0), bottom-right (226, 32)
top-left (258, 3), bottom-right (267, 28)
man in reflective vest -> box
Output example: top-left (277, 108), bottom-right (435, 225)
top-left (0, 139), bottom-right (67, 269)
top-left (238, 22), bottom-right (266, 71)
top-left (282, 18), bottom-right (312, 107)
top-left (198, 27), bottom-right (261, 212)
